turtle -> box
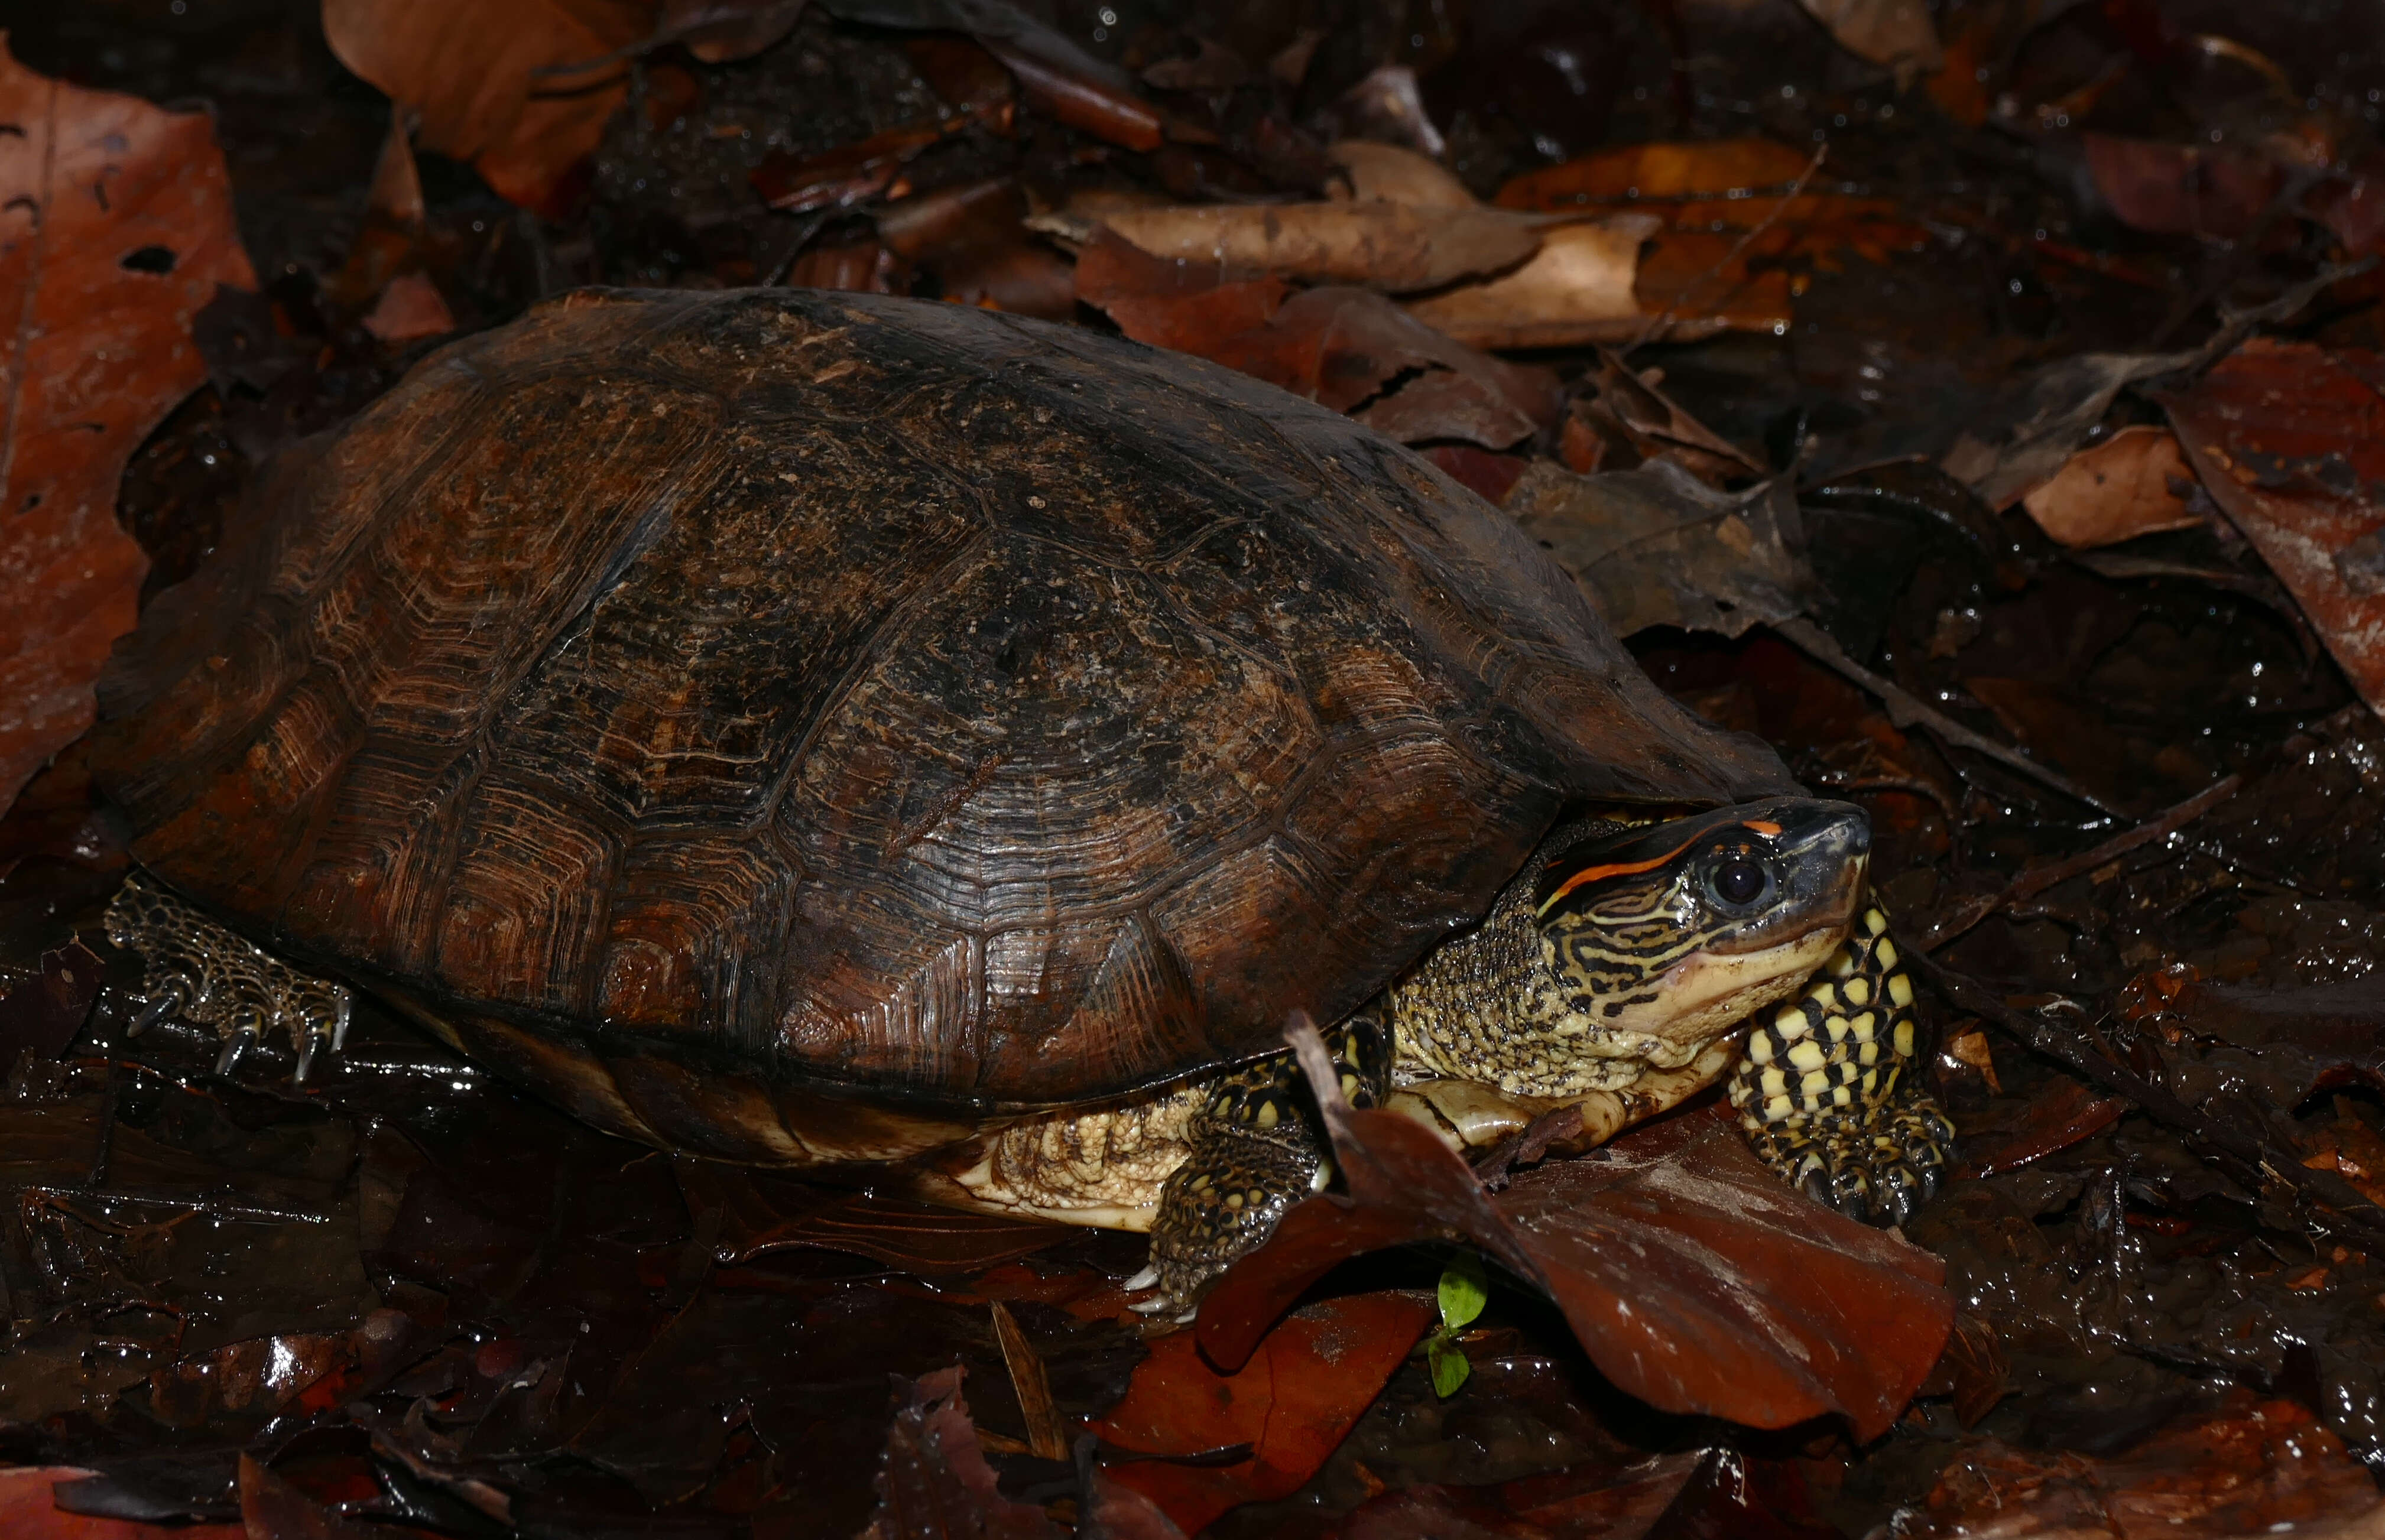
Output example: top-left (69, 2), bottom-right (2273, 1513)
top-left (86, 287), bottom-right (1950, 1312)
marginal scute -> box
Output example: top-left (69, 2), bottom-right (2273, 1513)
top-left (88, 288), bottom-right (1796, 1140)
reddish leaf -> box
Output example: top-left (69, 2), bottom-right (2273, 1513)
top-left (0, 42), bottom-right (256, 820)
top-left (236, 1455), bottom-right (379, 1540)
top-left (2084, 134), bottom-right (2282, 241)
top-left (0, 1469), bottom-right (239, 1540)
top-left (321, 0), bottom-right (648, 216)
top-left (1958, 1078), bottom-right (2130, 1180)
top-left (1091, 1292), bottom-right (1436, 1536)
top-left (1903, 1392), bottom-right (2383, 1538)
top-left (2160, 340), bottom-right (2385, 720)
top-left (1326, 1450), bottom-right (1702, 1539)
top-left (860, 1365), bottom-right (1065, 1540)
top-left (2018, 425), bottom-right (2204, 548)
top-left (1198, 1106), bottom-right (1952, 1444)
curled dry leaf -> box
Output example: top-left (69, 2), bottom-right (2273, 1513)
top-left (359, 273), bottom-right (456, 345)
top-left (1074, 231), bottom-right (1557, 450)
top-left (1196, 1100), bottom-right (1953, 1444)
top-left (1091, 1292), bottom-right (1436, 1537)
top-left (1327, 139), bottom-right (1477, 209)
top-left (2159, 339), bottom-right (2385, 722)
top-left (1498, 138), bottom-right (1927, 337)
top-left (819, 0), bottom-right (1164, 151)
top-left (1796, 0), bottom-right (1943, 77)
top-left (2020, 424), bottom-right (2204, 548)
top-left (322, 0), bottom-right (648, 216)
top-left (1507, 461), bottom-right (1814, 638)
top-left (0, 42), bottom-right (256, 821)
top-left (1095, 200), bottom-right (1546, 294)
top-left (1403, 219), bottom-right (1659, 350)
top-left (1902, 1392), bottom-right (2384, 1538)
top-left (1942, 350), bottom-right (2193, 510)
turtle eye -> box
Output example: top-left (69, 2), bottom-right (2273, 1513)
top-left (1709, 857), bottom-right (1770, 908)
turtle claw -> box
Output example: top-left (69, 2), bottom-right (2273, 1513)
top-left (106, 873), bottom-right (352, 1084)
top-left (214, 1025), bottom-right (259, 1078)
top-left (1121, 1265), bottom-right (1160, 1292)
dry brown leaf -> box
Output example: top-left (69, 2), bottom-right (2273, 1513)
top-left (1508, 462), bottom-right (1814, 637)
top-left (1797, 0), bottom-right (1943, 79)
top-left (361, 273), bottom-right (457, 344)
top-left (1096, 200), bottom-right (1543, 293)
top-left (2021, 425), bottom-right (2204, 548)
top-left (2160, 340), bottom-right (2385, 722)
top-left (1403, 218), bottom-right (1659, 349)
top-left (1498, 139), bottom-right (1925, 338)
top-left (322, 0), bottom-right (651, 216)
top-left (1328, 139), bottom-right (1477, 209)
top-left (0, 40), bottom-right (257, 821)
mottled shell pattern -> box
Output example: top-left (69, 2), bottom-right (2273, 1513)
top-left (90, 289), bottom-right (1792, 1162)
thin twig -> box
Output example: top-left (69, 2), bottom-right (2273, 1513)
top-left (1919, 773), bottom-right (2241, 950)
top-left (1625, 142), bottom-right (1828, 354)
top-left (1773, 616), bottom-right (2121, 816)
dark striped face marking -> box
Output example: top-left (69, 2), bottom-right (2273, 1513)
top-left (1533, 798), bottom-right (1871, 1024)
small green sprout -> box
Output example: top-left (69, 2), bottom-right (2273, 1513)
top-left (1424, 1250), bottom-right (1490, 1398)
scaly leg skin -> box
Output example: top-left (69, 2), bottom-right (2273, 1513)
top-left (1727, 897), bottom-right (1955, 1228)
top-left (103, 872), bottom-right (352, 1082)
top-left (1136, 1017), bottom-right (1393, 1318)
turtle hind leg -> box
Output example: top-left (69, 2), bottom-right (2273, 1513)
top-left (1728, 897), bottom-right (1955, 1228)
top-left (103, 872), bottom-right (352, 1082)
top-left (1139, 1016), bottom-right (1391, 1317)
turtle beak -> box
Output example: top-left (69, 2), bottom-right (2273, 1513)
top-left (1704, 797), bottom-right (1870, 956)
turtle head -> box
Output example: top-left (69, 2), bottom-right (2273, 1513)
top-left (1532, 798), bottom-right (1868, 1053)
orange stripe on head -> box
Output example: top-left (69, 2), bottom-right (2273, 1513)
top-left (1742, 819), bottom-right (1782, 835)
top-left (1537, 830), bottom-right (1705, 916)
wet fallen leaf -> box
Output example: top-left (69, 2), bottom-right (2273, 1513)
top-left (0, 940), bottom-right (102, 1084)
top-left (322, 0), bottom-right (647, 216)
top-left (2085, 134), bottom-right (2285, 242)
top-left (1901, 1392), bottom-right (2384, 1538)
top-left (1092, 1292), bottom-right (1436, 1536)
top-left (1094, 201), bottom-right (1547, 294)
top-left (2160, 340), bottom-right (2385, 720)
top-left (0, 1469), bottom-right (239, 1540)
top-left (1563, 350), bottom-right (1767, 485)
top-left (2021, 425), bottom-right (2204, 548)
top-left (0, 43), bottom-right (255, 822)
top-left (1958, 1078), bottom-right (2131, 1180)
top-left (1198, 1095), bottom-right (1953, 1445)
top-left (1507, 462), bottom-right (1814, 637)
top-left (861, 1365), bottom-right (1064, 1540)
top-left (1322, 1449), bottom-right (1703, 1539)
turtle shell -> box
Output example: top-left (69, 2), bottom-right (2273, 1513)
top-left (89, 288), bottom-right (1793, 1160)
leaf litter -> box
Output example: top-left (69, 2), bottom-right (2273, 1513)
top-left (15, 0), bottom-right (2385, 1536)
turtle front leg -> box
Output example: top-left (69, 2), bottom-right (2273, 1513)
top-left (104, 872), bottom-right (352, 1081)
top-left (1727, 898), bottom-right (1955, 1227)
top-left (1135, 1016), bottom-right (1393, 1317)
